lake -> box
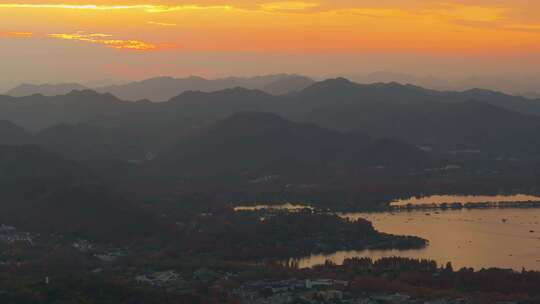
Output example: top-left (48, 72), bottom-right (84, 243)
top-left (292, 208), bottom-right (540, 270)
top-left (235, 197), bottom-right (540, 270)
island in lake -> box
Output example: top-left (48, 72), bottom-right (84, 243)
top-left (390, 194), bottom-right (540, 210)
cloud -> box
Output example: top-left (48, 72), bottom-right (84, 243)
top-left (0, 3), bottom-right (232, 13)
top-left (451, 19), bottom-right (540, 34)
top-left (144, 4), bottom-right (232, 13)
top-left (48, 32), bottom-right (158, 51)
top-left (424, 3), bottom-right (505, 23)
top-left (0, 3), bottom-right (153, 10)
top-left (0, 31), bottom-right (33, 38)
top-left (147, 21), bottom-right (177, 27)
top-left (418, 3), bottom-right (540, 35)
top-left (260, 2), bottom-right (319, 11)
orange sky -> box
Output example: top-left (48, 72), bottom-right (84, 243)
top-left (1, 0), bottom-right (539, 87)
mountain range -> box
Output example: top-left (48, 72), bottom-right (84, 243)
top-left (6, 83), bottom-right (89, 97)
top-left (349, 71), bottom-right (540, 98)
top-left (2, 77), bottom-right (540, 160)
top-left (5, 74), bottom-right (315, 101)
top-left (4, 77), bottom-right (540, 231)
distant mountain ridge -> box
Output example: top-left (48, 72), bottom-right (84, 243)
top-left (3, 78), bottom-right (540, 158)
top-left (292, 78), bottom-right (540, 117)
top-left (350, 71), bottom-right (540, 98)
top-left (5, 74), bottom-right (315, 101)
top-left (6, 83), bottom-right (88, 97)
top-left (261, 75), bottom-right (314, 95)
top-left (94, 74), bottom-right (315, 101)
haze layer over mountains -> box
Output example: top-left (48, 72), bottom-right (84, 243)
top-left (6, 73), bottom-right (540, 100)
top-left (6, 74), bottom-right (316, 101)
top-left (2, 77), bottom-right (540, 158)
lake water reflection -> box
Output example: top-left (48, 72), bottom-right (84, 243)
top-left (293, 208), bottom-right (540, 270)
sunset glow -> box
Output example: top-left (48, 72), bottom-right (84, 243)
top-left (1, 0), bottom-right (539, 85)
top-left (2, 1), bottom-right (539, 53)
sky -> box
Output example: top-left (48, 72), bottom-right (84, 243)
top-left (1, 0), bottom-right (539, 91)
